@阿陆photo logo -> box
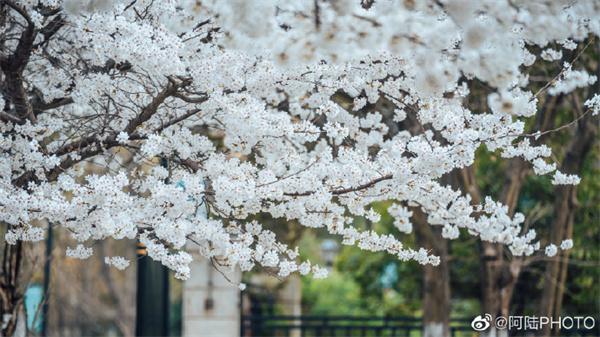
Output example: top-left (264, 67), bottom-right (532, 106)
top-left (470, 314), bottom-right (597, 332)
top-left (472, 314), bottom-right (492, 331)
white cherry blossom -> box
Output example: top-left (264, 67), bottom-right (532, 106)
top-left (0, 0), bottom-right (596, 281)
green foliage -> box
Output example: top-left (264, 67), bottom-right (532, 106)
top-left (299, 203), bottom-right (423, 317)
top-left (474, 147), bottom-right (506, 199)
top-left (301, 271), bottom-right (365, 316)
top-left (448, 232), bottom-right (481, 309)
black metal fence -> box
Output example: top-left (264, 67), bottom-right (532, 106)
top-left (240, 315), bottom-right (473, 337)
top-left (241, 315), bottom-right (600, 337)
top-left (240, 285), bottom-right (599, 336)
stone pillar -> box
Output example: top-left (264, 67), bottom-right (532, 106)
top-left (182, 256), bottom-right (241, 337)
top-left (280, 275), bottom-right (302, 337)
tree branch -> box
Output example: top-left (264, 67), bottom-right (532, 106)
top-left (15, 78), bottom-right (194, 186)
top-left (283, 174), bottom-right (393, 197)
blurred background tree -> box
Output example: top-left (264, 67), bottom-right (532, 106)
top-left (293, 38), bottom-right (599, 337)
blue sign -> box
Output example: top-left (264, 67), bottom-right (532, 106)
top-left (25, 284), bottom-right (43, 333)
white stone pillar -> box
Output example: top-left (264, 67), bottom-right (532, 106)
top-left (281, 275), bottom-right (302, 337)
top-left (182, 256), bottom-right (241, 337)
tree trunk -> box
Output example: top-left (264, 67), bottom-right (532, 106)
top-left (478, 243), bottom-right (522, 337)
top-left (446, 166), bottom-right (520, 337)
top-left (413, 208), bottom-right (450, 337)
top-left (0, 236), bottom-right (26, 337)
top-left (478, 153), bottom-right (529, 337)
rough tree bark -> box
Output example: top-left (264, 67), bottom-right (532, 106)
top-left (0, 233), bottom-right (26, 337)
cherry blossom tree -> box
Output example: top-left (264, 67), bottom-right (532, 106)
top-left (1, 0), bottom-right (599, 336)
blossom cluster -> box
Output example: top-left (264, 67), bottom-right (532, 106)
top-left (0, 0), bottom-right (596, 280)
